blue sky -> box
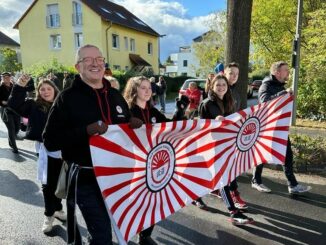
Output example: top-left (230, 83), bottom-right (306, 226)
top-left (0, 0), bottom-right (227, 61)
top-left (167, 0), bottom-right (226, 17)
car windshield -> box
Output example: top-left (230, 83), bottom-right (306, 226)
top-left (182, 79), bottom-right (206, 90)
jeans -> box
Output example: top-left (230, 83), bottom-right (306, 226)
top-left (158, 93), bottom-right (166, 112)
top-left (252, 138), bottom-right (298, 187)
top-left (42, 156), bottom-right (63, 217)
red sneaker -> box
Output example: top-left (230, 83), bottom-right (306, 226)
top-left (231, 190), bottom-right (248, 210)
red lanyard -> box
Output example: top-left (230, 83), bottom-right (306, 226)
top-left (94, 82), bottom-right (112, 125)
top-left (140, 105), bottom-right (150, 124)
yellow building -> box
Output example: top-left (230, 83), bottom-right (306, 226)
top-left (14, 0), bottom-right (160, 74)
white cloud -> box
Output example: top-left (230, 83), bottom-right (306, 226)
top-left (113, 0), bottom-right (214, 60)
top-left (0, 0), bottom-right (215, 61)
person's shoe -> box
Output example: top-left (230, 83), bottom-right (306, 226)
top-left (42, 216), bottom-right (54, 233)
top-left (15, 135), bottom-right (24, 140)
top-left (12, 148), bottom-right (19, 154)
top-left (191, 198), bottom-right (209, 211)
top-left (229, 210), bottom-right (254, 225)
top-left (210, 189), bottom-right (222, 198)
top-left (231, 190), bottom-right (248, 210)
top-left (138, 235), bottom-right (158, 245)
top-left (54, 210), bottom-right (67, 221)
top-left (288, 184), bottom-right (312, 194)
top-left (251, 183), bottom-right (271, 193)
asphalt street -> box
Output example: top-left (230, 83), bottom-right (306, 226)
top-left (0, 95), bottom-right (325, 245)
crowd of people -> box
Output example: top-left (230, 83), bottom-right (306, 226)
top-left (0, 44), bottom-right (312, 244)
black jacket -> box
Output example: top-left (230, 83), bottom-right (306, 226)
top-left (199, 92), bottom-right (230, 119)
top-left (8, 84), bottom-right (49, 142)
top-left (258, 75), bottom-right (288, 103)
top-left (230, 85), bottom-right (241, 111)
top-left (43, 75), bottom-right (131, 169)
top-left (130, 104), bottom-right (169, 124)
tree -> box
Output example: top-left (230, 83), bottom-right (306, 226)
top-left (250, 0), bottom-right (326, 118)
top-left (225, 0), bottom-right (253, 109)
top-left (0, 48), bottom-right (22, 73)
top-left (192, 12), bottom-right (226, 76)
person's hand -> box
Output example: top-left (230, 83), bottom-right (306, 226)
top-left (17, 74), bottom-right (31, 87)
top-left (128, 117), bottom-right (143, 129)
top-left (87, 120), bottom-right (108, 135)
top-left (286, 87), bottom-right (293, 95)
top-left (215, 115), bottom-right (225, 121)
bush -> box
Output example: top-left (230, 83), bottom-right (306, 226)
top-left (291, 134), bottom-right (326, 174)
top-left (297, 78), bottom-right (326, 120)
top-left (249, 69), bottom-right (269, 82)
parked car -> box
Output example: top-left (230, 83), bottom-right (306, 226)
top-left (178, 78), bottom-right (206, 98)
top-left (247, 82), bottom-right (253, 98)
top-left (179, 78), bottom-right (254, 99)
top-left (251, 80), bottom-right (262, 91)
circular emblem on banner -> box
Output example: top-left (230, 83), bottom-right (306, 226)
top-left (146, 142), bottom-right (175, 192)
top-left (116, 106), bottom-right (122, 113)
top-left (236, 117), bottom-right (260, 152)
top-left (151, 117), bottom-right (157, 123)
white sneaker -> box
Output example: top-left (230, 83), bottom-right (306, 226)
top-left (288, 184), bottom-right (312, 194)
top-left (42, 216), bottom-right (54, 233)
top-left (54, 210), bottom-right (67, 221)
top-left (251, 183), bottom-right (271, 193)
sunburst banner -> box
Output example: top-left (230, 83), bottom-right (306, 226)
top-left (90, 93), bottom-right (293, 244)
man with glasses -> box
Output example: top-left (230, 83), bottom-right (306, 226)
top-left (43, 44), bottom-right (142, 244)
top-left (251, 61), bottom-right (311, 194)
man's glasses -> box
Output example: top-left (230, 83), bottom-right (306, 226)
top-left (78, 57), bottom-right (105, 65)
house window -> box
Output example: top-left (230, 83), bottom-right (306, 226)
top-left (124, 37), bottom-right (128, 51)
top-left (46, 4), bottom-right (60, 28)
top-left (147, 42), bottom-right (153, 55)
top-left (130, 38), bottom-right (135, 52)
top-left (181, 72), bottom-right (187, 76)
top-left (72, 1), bottom-right (82, 26)
top-left (75, 33), bottom-right (83, 49)
top-left (183, 60), bottom-right (188, 67)
top-left (112, 34), bottom-right (119, 49)
top-left (50, 34), bottom-right (62, 49)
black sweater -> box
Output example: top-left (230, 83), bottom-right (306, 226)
top-left (199, 93), bottom-right (229, 119)
top-left (43, 75), bottom-right (131, 169)
top-left (8, 84), bottom-right (49, 142)
top-left (130, 104), bottom-right (169, 124)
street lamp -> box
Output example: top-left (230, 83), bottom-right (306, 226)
top-left (291, 0), bottom-right (303, 126)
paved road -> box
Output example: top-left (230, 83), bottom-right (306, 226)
top-left (1, 108), bottom-right (325, 244)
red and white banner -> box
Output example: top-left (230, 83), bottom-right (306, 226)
top-left (90, 94), bottom-right (293, 244)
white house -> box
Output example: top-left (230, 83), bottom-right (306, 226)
top-left (165, 45), bottom-right (199, 77)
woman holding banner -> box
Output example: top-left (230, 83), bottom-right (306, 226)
top-left (199, 74), bottom-right (254, 225)
top-left (123, 76), bottom-right (171, 245)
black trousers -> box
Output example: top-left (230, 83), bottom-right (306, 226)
top-left (42, 156), bottom-right (63, 217)
top-left (67, 169), bottom-right (112, 245)
top-left (3, 112), bottom-right (20, 150)
top-left (252, 138), bottom-right (298, 187)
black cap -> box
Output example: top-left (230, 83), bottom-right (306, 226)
top-left (1, 72), bottom-right (11, 77)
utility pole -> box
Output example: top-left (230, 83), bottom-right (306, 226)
top-left (291, 0), bottom-right (303, 126)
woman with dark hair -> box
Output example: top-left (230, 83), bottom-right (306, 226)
top-left (8, 75), bottom-right (66, 233)
top-left (199, 74), bottom-right (254, 225)
top-left (123, 76), bottom-right (169, 245)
